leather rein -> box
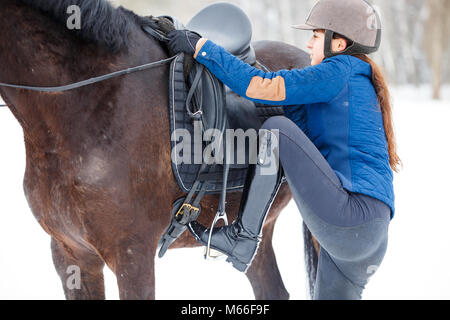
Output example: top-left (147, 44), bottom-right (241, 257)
top-left (0, 22), bottom-right (175, 107)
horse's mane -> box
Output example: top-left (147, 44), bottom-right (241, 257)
top-left (19, 0), bottom-right (157, 52)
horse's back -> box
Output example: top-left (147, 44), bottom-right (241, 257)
top-left (253, 40), bottom-right (310, 71)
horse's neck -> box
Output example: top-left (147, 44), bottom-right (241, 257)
top-left (0, 1), bottom-right (125, 151)
top-left (0, 1), bottom-right (169, 158)
top-left (1, 1), bottom-right (78, 88)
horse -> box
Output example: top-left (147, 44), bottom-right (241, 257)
top-left (0, 0), bottom-right (318, 299)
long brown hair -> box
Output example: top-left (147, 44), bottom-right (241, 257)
top-left (329, 31), bottom-right (402, 173)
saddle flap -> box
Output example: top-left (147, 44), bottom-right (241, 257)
top-left (186, 2), bottom-right (252, 56)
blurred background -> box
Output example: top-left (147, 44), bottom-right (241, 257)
top-left (112, 0), bottom-right (450, 99)
top-left (0, 0), bottom-right (449, 300)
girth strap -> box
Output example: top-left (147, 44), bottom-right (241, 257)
top-left (158, 163), bottom-right (215, 258)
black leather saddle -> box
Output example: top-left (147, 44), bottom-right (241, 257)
top-left (168, 3), bottom-right (285, 193)
top-left (158, 3), bottom-right (285, 257)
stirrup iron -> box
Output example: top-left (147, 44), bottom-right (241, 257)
top-left (204, 209), bottom-right (228, 260)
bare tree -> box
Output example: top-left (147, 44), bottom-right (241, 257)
top-left (425, 0), bottom-right (450, 99)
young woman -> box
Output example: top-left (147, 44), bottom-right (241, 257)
top-left (168, 0), bottom-right (401, 299)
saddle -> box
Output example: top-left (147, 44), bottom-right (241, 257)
top-left (158, 3), bottom-right (285, 257)
top-left (186, 2), bottom-right (256, 65)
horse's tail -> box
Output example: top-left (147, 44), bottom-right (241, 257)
top-left (303, 222), bottom-right (318, 299)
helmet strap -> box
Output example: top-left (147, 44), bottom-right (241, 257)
top-left (323, 29), bottom-right (381, 59)
top-left (323, 30), bottom-right (356, 58)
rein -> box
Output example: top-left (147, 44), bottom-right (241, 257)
top-left (0, 55), bottom-right (176, 107)
top-left (0, 56), bottom-right (176, 94)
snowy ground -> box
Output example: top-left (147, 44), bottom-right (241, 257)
top-left (0, 85), bottom-right (449, 300)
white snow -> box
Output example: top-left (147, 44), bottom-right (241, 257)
top-left (0, 85), bottom-right (449, 299)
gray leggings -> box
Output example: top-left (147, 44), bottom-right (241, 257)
top-left (262, 116), bottom-right (391, 300)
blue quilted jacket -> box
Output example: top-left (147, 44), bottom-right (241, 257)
top-left (194, 39), bottom-right (395, 218)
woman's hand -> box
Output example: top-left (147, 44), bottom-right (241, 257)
top-left (167, 30), bottom-right (202, 56)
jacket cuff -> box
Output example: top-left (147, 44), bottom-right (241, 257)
top-left (193, 38), bottom-right (208, 59)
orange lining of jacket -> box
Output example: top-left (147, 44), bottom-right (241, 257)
top-left (245, 76), bottom-right (286, 101)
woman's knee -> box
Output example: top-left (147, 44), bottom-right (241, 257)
top-left (261, 116), bottom-right (297, 134)
top-left (261, 116), bottom-right (309, 145)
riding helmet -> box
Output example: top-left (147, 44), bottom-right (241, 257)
top-left (292, 0), bottom-right (382, 58)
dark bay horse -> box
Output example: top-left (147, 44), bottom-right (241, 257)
top-left (0, 0), bottom-right (317, 299)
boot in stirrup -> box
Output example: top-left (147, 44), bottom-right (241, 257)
top-left (189, 129), bottom-right (282, 272)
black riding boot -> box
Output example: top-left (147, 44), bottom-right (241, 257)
top-left (189, 129), bottom-right (283, 272)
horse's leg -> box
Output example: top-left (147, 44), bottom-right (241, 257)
top-left (245, 183), bottom-right (291, 300)
top-left (246, 221), bottom-right (289, 300)
top-left (106, 238), bottom-right (158, 300)
top-left (51, 238), bottom-right (105, 300)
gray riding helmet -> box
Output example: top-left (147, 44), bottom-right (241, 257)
top-left (292, 0), bottom-right (381, 58)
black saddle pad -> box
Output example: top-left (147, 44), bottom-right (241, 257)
top-left (168, 54), bottom-right (284, 193)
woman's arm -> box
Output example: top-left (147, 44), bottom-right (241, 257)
top-left (194, 39), bottom-right (353, 106)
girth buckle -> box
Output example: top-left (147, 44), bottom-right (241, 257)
top-left (176, 203), bottom-right (200, 219)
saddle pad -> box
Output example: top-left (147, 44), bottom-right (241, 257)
top-left (168, 54), bottom-right (284, 193)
